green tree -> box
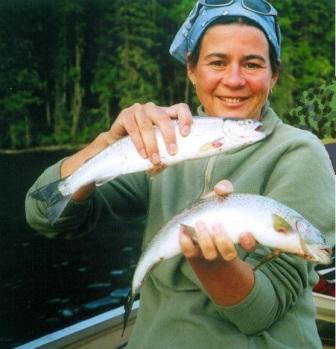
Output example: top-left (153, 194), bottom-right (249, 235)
top-left (271, 0), bottom-right (334, 117)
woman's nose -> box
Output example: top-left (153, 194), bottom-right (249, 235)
top-left (222, 65), bottom-right (246, 88)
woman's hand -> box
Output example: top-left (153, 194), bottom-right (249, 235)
top-left (180, 180), bottom-right (256, 260)
top-left (179, 180), bottom-right (257, 306)
top-left (109, 102), bottom-right (193, 164)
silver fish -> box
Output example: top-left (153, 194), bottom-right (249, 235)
top-left (123, 193), bottom-right (331, 334)
top-left (31, 117), bottom-right (265, 224)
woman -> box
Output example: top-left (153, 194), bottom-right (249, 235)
top-left (26, 1), bottom-right (334, 348)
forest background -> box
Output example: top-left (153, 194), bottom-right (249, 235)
top-left (0, 0), bottom-right (334, 150)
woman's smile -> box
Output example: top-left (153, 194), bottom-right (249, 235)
top-left (217, 95), bottom-right (249, 106)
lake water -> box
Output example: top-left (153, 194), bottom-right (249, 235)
top-left (0, 151), bottom-right (143, 348)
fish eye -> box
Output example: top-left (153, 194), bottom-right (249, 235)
top-left (238, 119), bottom-right (254, 126)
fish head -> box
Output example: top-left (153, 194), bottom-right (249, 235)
top-left (199, 118), bottom-right (265, 153)
top-left (294, 217), bottom-right (332, 265)
top-left (221, 119), bottom-right (266, 147)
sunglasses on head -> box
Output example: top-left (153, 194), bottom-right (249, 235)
top-left (199, 0), bottom-right (277, 16)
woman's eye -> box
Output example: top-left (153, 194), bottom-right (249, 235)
top-left (209, 60), bottom-right (224, 67)
top-left (245, 62), bottom-right (261, 69)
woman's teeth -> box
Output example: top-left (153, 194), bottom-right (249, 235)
top-left (222, 97), bottom-right (244, 103)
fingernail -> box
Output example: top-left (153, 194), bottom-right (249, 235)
top-left (140, 149), bottom-right (148, 158)
top-left (151, 153), bottom-right (160, 164)
top-left (217, 183), bottom-right (227, 191)
top-left (181, 125), bottom-right (190, 136)
top-left (225, 252), bottom-right (237, 261)
top-left (169, 143), bottom-right (177, 155)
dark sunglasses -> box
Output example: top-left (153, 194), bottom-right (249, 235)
top-left (199, 0), bottom-right (277, 16)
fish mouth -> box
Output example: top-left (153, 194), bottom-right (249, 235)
top-left (302, 245), bottom-right (332, 265)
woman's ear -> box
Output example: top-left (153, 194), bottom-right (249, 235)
top-left (187, 58), bottom-right (196, 86)
top-left (270, 73), bottom-right (278, 90)
top-left (270, 60), bottom-right (281, 88)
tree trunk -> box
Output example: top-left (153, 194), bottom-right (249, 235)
top-left (45, 89), bottom-right (51, 128)
top-left (53, 65), bottom-right (67, 138)
top-left (104, 99), bottom-right (110, 129)
top-left (24, 114), bottom-right (31, 147)
top-left (71, 41), bottom-right (83, 142)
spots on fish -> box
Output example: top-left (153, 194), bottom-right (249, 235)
top-left (212, 140), bottom-right (224, 148)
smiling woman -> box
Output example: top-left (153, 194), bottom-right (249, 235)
top-left (25, 1), bottom-right (335, 348)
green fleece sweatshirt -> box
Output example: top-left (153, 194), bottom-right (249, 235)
top-left (25, 104), bottom-right (334, 349)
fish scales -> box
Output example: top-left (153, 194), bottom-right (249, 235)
top-left (31, 117), bottom-right (265, 224)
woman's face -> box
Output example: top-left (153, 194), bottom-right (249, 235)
top-left (187, 24), bottom-right (278, 119)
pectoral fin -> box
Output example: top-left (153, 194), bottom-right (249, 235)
top-left (272, 214), bottom-right (292, 233)
top-left (199, 138), bottom-right (224, 152)
top-left (253, 248), bottom-right (282, 270)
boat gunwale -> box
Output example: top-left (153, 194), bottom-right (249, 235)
top-left (14, 301), bottom-right (140, 349)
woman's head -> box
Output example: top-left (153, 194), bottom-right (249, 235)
top-left (187, 22), bottom-right (279, 118)
top-left (169, 1), bottom-right (281, 119)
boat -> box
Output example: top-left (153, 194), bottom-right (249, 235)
top-left (14, 293), bottom-right (335, 349)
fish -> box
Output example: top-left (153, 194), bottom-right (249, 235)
top-left (122, 193), bottom-right (331, 335)
top-left (30, 117), bottom-right (265, 225)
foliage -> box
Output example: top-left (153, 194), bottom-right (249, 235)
top-left (284, 78), bottom-right (336, 139)
top-left (0, 0), bottom-right (334, 149)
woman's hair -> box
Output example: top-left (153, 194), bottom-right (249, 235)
top-left (187, 16), bottom-right (281, 74)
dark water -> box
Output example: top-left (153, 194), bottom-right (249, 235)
top-left (0, 151), bottom-right (143, 348)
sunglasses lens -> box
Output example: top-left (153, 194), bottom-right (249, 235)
top-left (202, 0), bottom-right (233, 5)
top-left (243, 0), bottom-right (272, 14)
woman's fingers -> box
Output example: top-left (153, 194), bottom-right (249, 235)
top-left (194, 221), bottom-right (218, 260)
top-left (143, 102), bottom-right (178, 157)
top-left (239, 232), bottom-right (257, 252)
top-left (180, 222), bottom-right (256, 262)
top-left (180, 226), bottom-right (200, 258)
top-left (133, 104), bottom-right (161, 163)
top-left (211, 224), bottom-right (237, 261)
top-left (109, 102), bottom-right (193, 164)
top-left (180, 221), bottom-right (236, 262)
top-left (109, 105), bottom-right (148, 158)
top-left (163, 103), bottom-right (193, 137)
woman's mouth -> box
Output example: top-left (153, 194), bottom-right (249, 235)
top-left (218, 96), bottom-right (248, 105)
top-left (218, 96), bottom-right (248, 109)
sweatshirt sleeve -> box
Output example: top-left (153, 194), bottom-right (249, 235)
top-left (25, 159), bottom-right (149, 239)
top-left (212, 131), bottom-right (335, 335)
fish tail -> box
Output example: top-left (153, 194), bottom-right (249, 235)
top-left (30, 179), bottom-right (71, 225)
top-left (122, 289), bottom-right (136, 337)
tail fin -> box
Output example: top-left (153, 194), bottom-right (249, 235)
top-left (30, 179), bottom-right (71, 225)
top-left (122, 289), bottom-right (136, 337)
